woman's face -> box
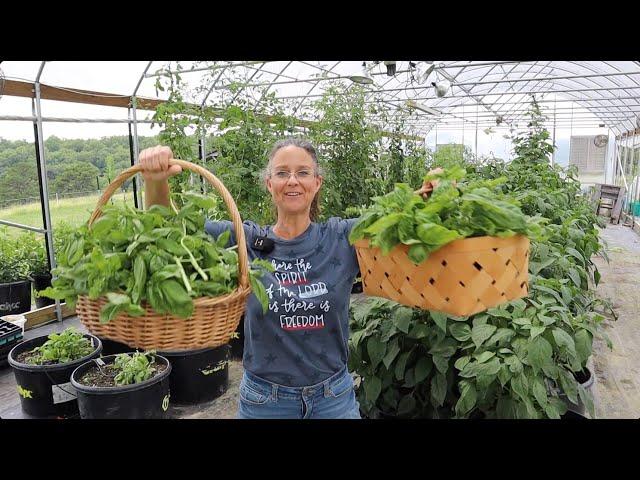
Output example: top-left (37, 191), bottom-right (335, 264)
top-left (266, 145), bottom-right (322, 218)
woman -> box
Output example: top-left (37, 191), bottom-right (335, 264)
top-left (139, 138), bottom-right (438, 419)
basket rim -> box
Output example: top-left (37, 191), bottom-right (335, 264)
top-left (353, 234), bottom-right (529, 254)
top-left (77, 284), bottom-right (251, 310)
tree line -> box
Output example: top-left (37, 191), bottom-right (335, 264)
top-left (0, 136), bottom-right (160, 205)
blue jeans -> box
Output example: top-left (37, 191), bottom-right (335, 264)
top-left (237, 367), bottom-right (361, 419)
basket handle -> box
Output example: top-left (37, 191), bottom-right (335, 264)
top-left (87, 159), bottom-right (249, 291)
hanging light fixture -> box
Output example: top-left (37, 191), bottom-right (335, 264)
top-left (349, 62), bottom-right (374, 85)
top-left (415, 62), bottom-right (435, 84)
top-left (432, 79), bottom-right (451, 98)
top-left (383, 61), bottom-right (397, 76)
top-left (405, 99), bottom-right (441, 116)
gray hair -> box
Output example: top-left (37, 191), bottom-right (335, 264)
top-left (262, 137), bottom-right (322, 181)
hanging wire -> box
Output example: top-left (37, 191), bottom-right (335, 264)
top-left (475, 103), bottom-right (479, 161)
top-left (461, 105), bottom-right (465, 154)
top-left (570, 102), bottom-right (574, 138)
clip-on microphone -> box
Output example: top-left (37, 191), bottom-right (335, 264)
top-left (252, 236), bottom-right (275, 254)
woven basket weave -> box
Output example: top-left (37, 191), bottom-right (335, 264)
top-left (353, 235), bottom-right (530, 317)
top-left (76, 159), bottom-right (251, 351)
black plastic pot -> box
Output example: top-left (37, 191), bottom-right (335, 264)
top-left (560, 410), bottom-right (588, 420)
top-left (351, 270), bottom-right (363, 294)
top-left (71, 353), bottom-right (172, 419)
top-left (0, 280), bottom-right (32, 316)
top-left (97, 337), bottom-right (135, 356)
top-left (8, 333), bottom-right (102, 418)
top-left (158, 344), bottom-right (230, 405)
top-left (573, 367), bottom-right (593, 386)
top-left (31, 273), bottom-right (54, 309)
top-left (229, 315), bottom-right (244, 360)
top-left (556, 366), bottom-right (594, 416)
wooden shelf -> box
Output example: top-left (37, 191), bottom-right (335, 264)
top-left (24, 303), bottom-right (76, 330)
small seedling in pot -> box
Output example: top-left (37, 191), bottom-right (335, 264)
top-left (16, 327), bottom-right (94, 365)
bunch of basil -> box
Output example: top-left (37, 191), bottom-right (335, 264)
top-left (348, 165), bottom-right (545, 264)
top-left (41, 191), bottom-right (272, 323)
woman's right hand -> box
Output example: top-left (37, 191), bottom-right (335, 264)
top-left (139, 145), bottom-right (182, 184)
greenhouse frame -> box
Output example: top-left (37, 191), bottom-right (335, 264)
top-left (0, 60), bottom-right (639, 420)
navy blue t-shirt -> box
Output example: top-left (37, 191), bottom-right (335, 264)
top-left (204, 218), bottom-right (359, 387)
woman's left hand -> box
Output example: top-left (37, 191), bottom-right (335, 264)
top-left (417, 167), bottom-right (444, 199)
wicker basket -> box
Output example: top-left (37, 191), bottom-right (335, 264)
top-left (353, 235), bottom-right (530, 317)
top-left (75, 159), bottom-right (251, 351)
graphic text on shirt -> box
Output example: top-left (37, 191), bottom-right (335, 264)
top-left (265, 257), bottom-right (331, 331)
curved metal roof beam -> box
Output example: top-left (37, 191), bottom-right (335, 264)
top-left (487, 62), bottom-right (557, 119)
top-left (35, 61), bottom-right (46, 83)
top-left (436, 61), bottom-right (548, 120)
top-left (291, 62), bottom-right (348, 115)
top-left (427, 62), bottom-right (639, 128)
top-left (377, 63), bottom-right (494, 128)
top-left (133, 61), bottom-right (153, 97)
top-left (200, 62), bottom-right (233, 108)
top-left (563, 61), bottom-right (640, 121)
top-left (364, 62), bottom-right (433, 127)
top-left (596, 60), bottom-right (640, 130)
top-left (225, 62), bottom-right (268, 106)
top-left (253, 61), bottom-right (294, 110)
top-left (504, 75), bottom-right (638, 128)
top-left (524, 86), bottom-right (633, 131)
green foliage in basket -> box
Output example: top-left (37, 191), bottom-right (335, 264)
top-left (40, 191), bottom-right (273, 323)
top-left (349, 166), bottom-right (545, 264)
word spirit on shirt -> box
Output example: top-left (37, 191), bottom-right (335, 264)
top-left (274, 270), bottom-right (309, 286)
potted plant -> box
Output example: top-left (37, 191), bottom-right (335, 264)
top-left (8, 327), bottom-right (102, 417)
top-left (351, 270), bottom-right (363, 294)
top-left (348, 297), bottom-right (458, 419)
top-left (0, 229), bottom-right (32, 315)
top-left (71, 350), bottom-right (171, 419)
top-left (21, 232), bottom-right (55, 309)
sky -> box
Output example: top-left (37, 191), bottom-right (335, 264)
top-left (0, 61), bottom-right (615, 166)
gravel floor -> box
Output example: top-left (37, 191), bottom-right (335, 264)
top-left (590, 223), bottom-right (640, 419)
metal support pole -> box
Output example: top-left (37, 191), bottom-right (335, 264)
top-left (461, 105), bottom-right (465, 159)
top-left (551, 97), bottom-right (557, 167)
top-left (474, 104), bottom-right (478, 162)
top-left (615, 137), bottom-right (622, 186)
top-left (127, 109), bottom-right (139, 209)
top-left (0, 219), bottom-right (46, 234)
top-left (616, 137), bottom-right (629, 190)
top-left (131, 97), bottom-right (143, 209)
top-left (33, 78), bottom-right (62, 322)
top-left (605, 129), bottom-right (611, 184)
top-left (634, 135), bottom-right (640, 204)
top-left (624, 135), bottom-right (632, 191)
top-left (435, 125), bottom-right (438, 157)
top-left (199, 130), bottom-right (207, 193)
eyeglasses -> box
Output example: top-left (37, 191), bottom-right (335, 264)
top-left (271, 169), bottom-right (316, 181)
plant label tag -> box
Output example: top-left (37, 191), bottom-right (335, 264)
top-left (96, 358), bottom-right (106, 366)
top-left (52, 382), bottom-right (78, 404)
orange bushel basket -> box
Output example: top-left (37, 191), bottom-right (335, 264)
top-left (353, 235), bottom-right (530, 317)
top-left (75, 159), bottom-right (251, 351)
